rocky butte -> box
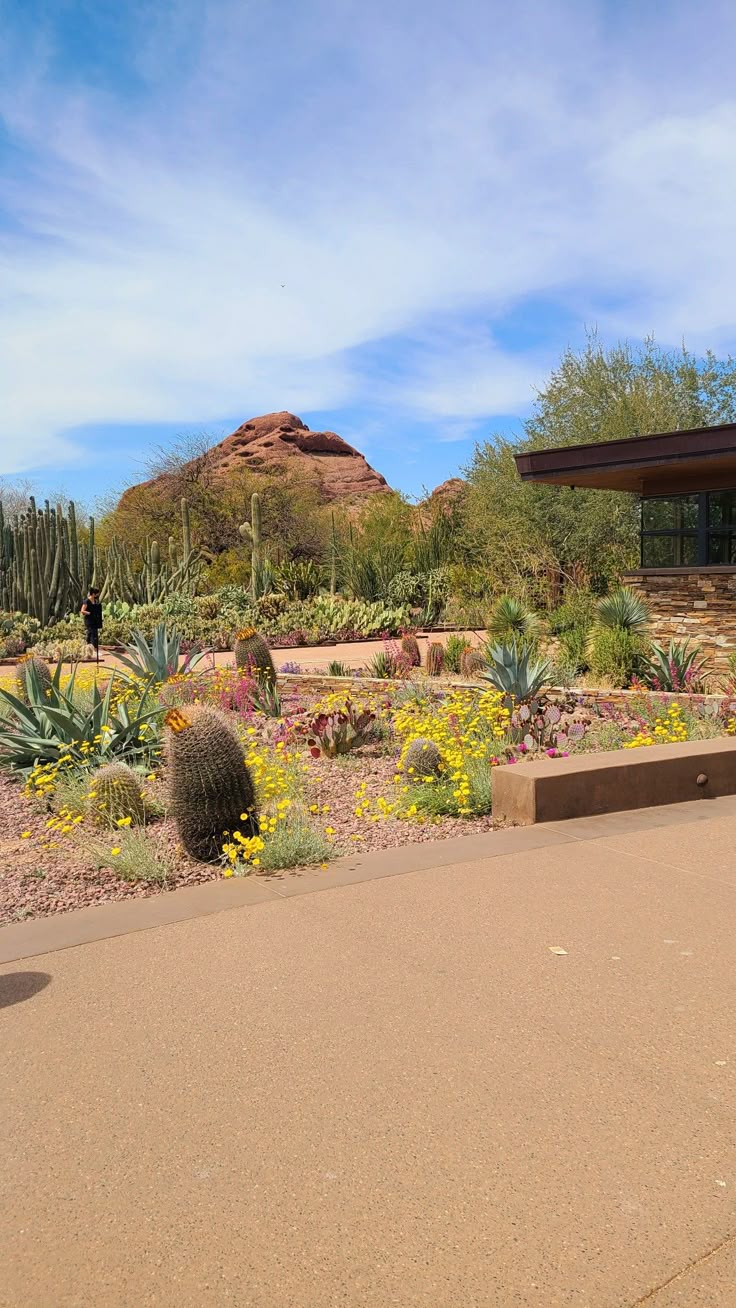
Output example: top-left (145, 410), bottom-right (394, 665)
top-left (125, 412), bottom-right (391, 504)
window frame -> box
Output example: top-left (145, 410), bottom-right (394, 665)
top-left (640, 489), bottom-right (736, 568)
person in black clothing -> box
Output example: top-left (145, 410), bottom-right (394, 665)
top-left (80, 588), bottom-right (103, 656)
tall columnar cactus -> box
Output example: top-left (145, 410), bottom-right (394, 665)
top-left (165, 705), bottom-right (259, 862)
top-left (15, 653), bottom-right (53, 704)
top-left (233, 627), bottom-right (275, 682)
top-left (400, 633), bottom-right (421, 667)
top-left (426, 642), bottom-right (445, 676)
top-left (238, 491), bottom-right (264, 598)
top-left (404, 737), bottom-right (443, 778)
top-left (329, 510), bottom-right (338, 596)
top-left (87, 762), bottom-right (147, 828)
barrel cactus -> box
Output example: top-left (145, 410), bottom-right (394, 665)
top-left (426, 642), bottom-right (445, 676)
top-left (165, 705), bottom-right (258, 862)
top-left (234, 626), bottom-right (275, 682)
top-left (400, 633), bottom-right (421, 667)
top-left (404, 737), bottom-right (443, 778)
top-left (16, 654), bottom-right (52, 704)
top-left (460, 648), bottom-right (485, 678)
top-left (87, 762), bottom-right (147, 828)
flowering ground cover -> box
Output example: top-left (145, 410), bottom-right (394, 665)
top-left (1, 657), bottom-right (735, 927)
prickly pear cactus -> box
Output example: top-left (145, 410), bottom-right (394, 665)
top-left (165, 705), bottom-right (258, 862)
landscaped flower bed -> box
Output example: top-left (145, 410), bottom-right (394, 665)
top-left (1, 635), bottom-right (736, 927)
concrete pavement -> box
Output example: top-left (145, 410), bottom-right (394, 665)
top-left (2, 800), bottom-right (736, 1306)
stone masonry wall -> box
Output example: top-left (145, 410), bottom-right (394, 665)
top-left (623, 571), bottom-right (736, 674)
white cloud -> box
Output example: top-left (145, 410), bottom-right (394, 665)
top-left (1, 0), bottom-right (736, 474)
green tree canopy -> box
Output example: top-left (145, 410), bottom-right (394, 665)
top-left (462, 333), bottom-right (736, 601)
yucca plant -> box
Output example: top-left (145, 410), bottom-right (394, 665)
top-left (116, 623), bottom-right (208, 683)
top-left (595, 587), bottom-right (650, 633)
top-left (487, 595), bottom-right (541, 649)
top-left (639, 639), bottom-right (709, 692)
top-left (481, 642), bottom-right (551, 702)
top-left (0, 662), bottom-right (162, 771)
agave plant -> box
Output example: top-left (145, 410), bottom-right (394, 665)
top-left (276, 558), bottom-right (323, 601)
top-left (639, 639), bottom-right (709, 692)
top-left (116, 623), bottom-right (208, 683)
top-left (0, 661), bottom-right (162, 771)
top-left (481, 641), bottom-right (551, 702)
top-left (595, 587), bottom-right (650, 633)
top-left (487, 595), bottom-right (541, 649)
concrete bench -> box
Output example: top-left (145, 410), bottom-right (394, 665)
top-left (491, 737), bottom-right (736, 825)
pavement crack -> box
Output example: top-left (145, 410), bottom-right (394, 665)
top-left (628, 1228), bottom-right (736, 1304)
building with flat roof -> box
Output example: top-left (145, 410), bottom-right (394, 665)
top-left (515, 423), bottom-right (736, 671)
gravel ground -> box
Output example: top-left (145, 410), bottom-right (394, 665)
top-left (0, 745), bottom-right (498, 926)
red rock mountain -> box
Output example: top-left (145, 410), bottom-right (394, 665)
top-left (163, 412), bottom-right (390, 501)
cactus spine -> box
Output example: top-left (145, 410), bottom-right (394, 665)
top-left (400, 633), bottom-right (421, 667)
top-left (165, 705), bottom-right (259, 862)
top-left (426, 642), bottom-right (445, 676)
top-left (15, 654), bottom-right (53, 704)
top-left (404, 737), bottom-right (443, 778)
top-left (88, 762), bottom-right (147, 827)
top-left (460, 647), bottom-right (485, 679)
top-left (233, 627), bottom-right (275, 682)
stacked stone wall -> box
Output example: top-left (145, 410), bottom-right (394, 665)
top-left (623, 571), bottom-right (736, 674)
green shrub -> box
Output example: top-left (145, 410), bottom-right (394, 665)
top-left (443, 634), bottom-right (470, 673)
top-left (547, 590), bottom-right (597, 635)
top-left (558, 625), bottom-right (590, 673)
top-left (327, 660), bottom-right (351, 677)
top-left (258, 808), bottom-right (337, 871)
top-left (92, 829), bottom-right (172, 882)
top-left (588, 627), bottom-right (647, 687)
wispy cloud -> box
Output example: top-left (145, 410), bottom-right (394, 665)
top-left (1, 0), bottom-right (736, 475)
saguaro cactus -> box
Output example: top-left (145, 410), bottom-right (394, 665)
top-left (238, 491), bottom-right (264, 598)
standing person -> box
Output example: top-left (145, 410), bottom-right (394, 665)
top-left (80, 587), bottom-right (103, 659)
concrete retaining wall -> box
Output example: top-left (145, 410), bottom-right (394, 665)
top-left (492, 737), bottom-right (736, 825)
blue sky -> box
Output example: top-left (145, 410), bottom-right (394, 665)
top-left (2, 0), bottom-right (736, 507)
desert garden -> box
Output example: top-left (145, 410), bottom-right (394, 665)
top-left (4, 337), bottom-right (736, 924)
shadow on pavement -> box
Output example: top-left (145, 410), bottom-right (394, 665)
top-left (0, 971), bottom-right (51, 1009)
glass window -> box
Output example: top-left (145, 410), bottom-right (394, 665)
top-left (707, 533), bottom-right (736, 565)
top-left (642, 534), bottom-right (698, 568)
top-left (708, 491), bottom-right (736, 528)
top-left (642, 495), bottom-right (698, 530)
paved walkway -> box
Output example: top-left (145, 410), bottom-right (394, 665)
top-left (0, 630), bottom-right (486, 682)
top-left (2, 800), bottom-right (736, 1306)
